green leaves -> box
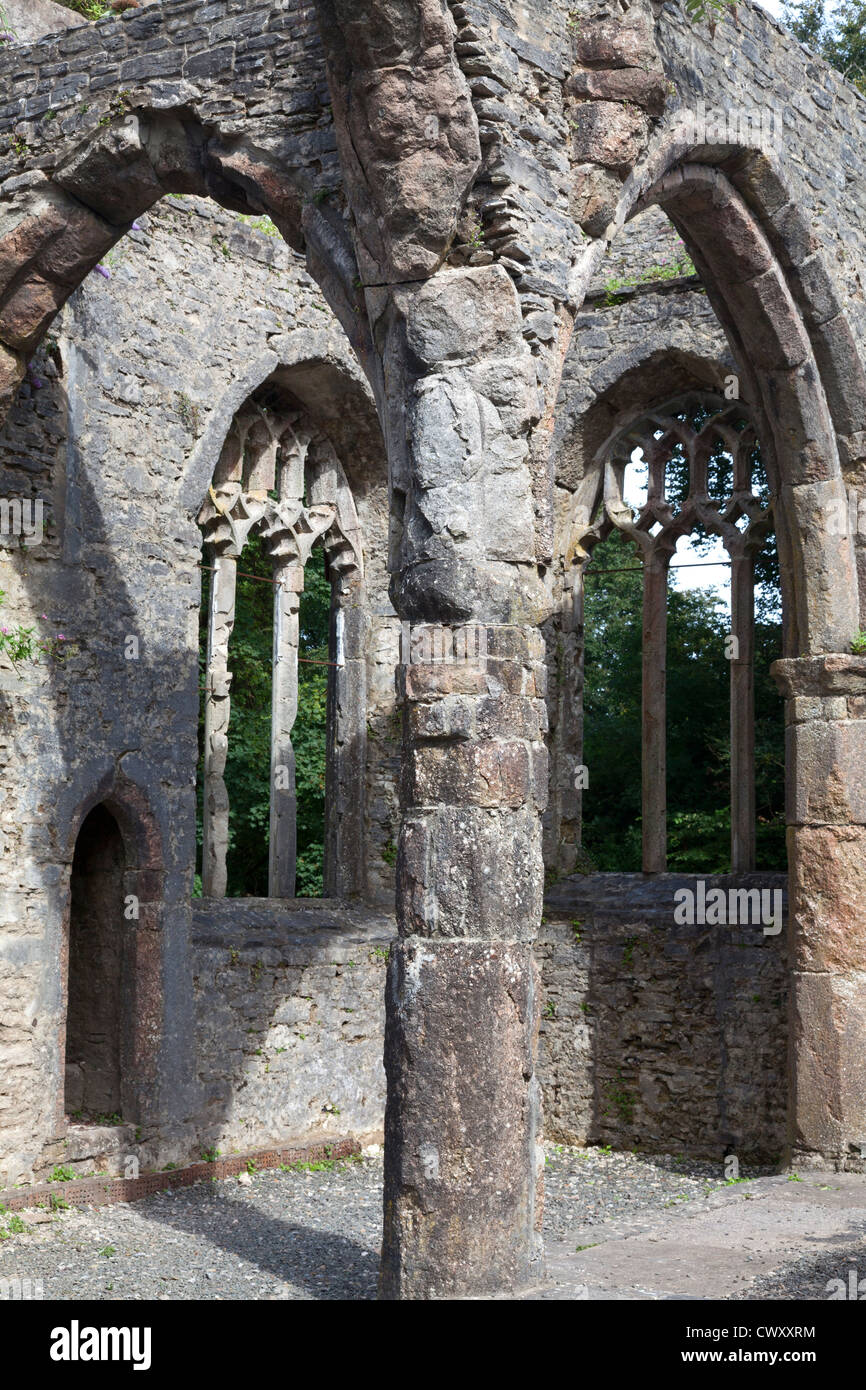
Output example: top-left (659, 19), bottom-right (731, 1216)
top-left (783, 1), bottom-right (866, 92)
top-left (581, 523), bottom-right (785, 872)
top-left (197, 538), bottom-right (330, 897)
top-left (683, 0), bottom-right (736, 23)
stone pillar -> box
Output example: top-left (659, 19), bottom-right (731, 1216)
top-left (201, 550), bottom-right (237, 898)
top-left (369, 264), bottom-right (549, 1299)
top-left (773, 655), bottom-right (866, 1169)
top-left (642, 550), bottom-right (668, 873)
top-left (380, 622), bottom-right (547, 1299)
top-left (268, 561), bottom-right (303, 898)
top-left (730, 551), bottom-right (756, 872)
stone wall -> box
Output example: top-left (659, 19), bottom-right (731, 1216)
top-left (0, 189), bottom-right (396, 1185)
top-left (539, 873), bottom-right (789, 1163)
top-left (59, 873), bottom-right (788, 1172)
top-left (188, 900), bottom-right (392, 1160)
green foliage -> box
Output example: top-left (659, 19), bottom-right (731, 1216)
top-left (852, 629), bottom-right (866, 655)
top-left (197, 538), bottom-right (330, 897)
top-left (279, 1153), bottom-right (363, 1174)
top-left (581, 428), bottom-right (785, 873)
top-left (603, 247), bottom-right (696, 306)
top-left (56, 0), bottom-right (115, 18)
top-left (236, 214), bottom-right (280, 238)
top-left (783, 1), bottom-right (866, 91)
top-left (603, 1070), bottom-right (636, 1124)
top-left (0, 590), bottom-right (70, 675)
top-left (48, 1165), bottom-right (76, 1183)
top-left (682, 0), bottom-right (736, 22)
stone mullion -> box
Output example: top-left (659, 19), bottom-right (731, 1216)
top-left (202, 550), bottom-right (238, 899)
top-left (730, 548), bottom-right (756, 871)
top-left (324, 588), bottom-right (369, 898)
top-left (548, 566), bottom-right (585, 876)
top-left (642, 547), bottom-right (669, 873)
top-left (268, 560), bottom-right (303, 899)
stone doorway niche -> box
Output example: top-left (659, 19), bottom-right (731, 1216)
top-left (65, 804), bottom-right (126, 1121)
top-left (60, 782), bottom-right (165, 1147)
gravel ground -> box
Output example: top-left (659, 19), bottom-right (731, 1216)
top-left (735, 1245), bottom-right (866, 1301)
top-left (541, 1144), bottom-right (767, 1238)
top-left (0, 1145), bottom-right (783, 1301)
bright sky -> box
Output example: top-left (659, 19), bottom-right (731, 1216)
top-left (622, 451), bottom-right (732, 612)
top-left (754, 0), bottom-right (785, 16)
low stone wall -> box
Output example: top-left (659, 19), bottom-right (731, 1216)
top-left (538, 873), bottom-right (789, 1163)
top-left (189, 900), bottom-right (393, 1159)
top-left (189, 876), bottom-right (788, 1168)
top-left (11, 876), bottom-right (790, 1184)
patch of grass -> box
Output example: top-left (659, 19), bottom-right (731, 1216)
top-left (237, 214), bottom-right (280, 237)
top-left (603, 253), bottom-right (697, 307)
top-left (48, 1165), bottom-right (76, 1183)
top-left (603, 1071), bottom-right (637, 1125)
top-left (279, 1153), bottom-right (363, 1175)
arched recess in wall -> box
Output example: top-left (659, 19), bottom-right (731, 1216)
top-left (0, 105), bottom-right (382, 428)
top-left (61, 776), bottom-right (166, 1132)
top-left (616, 145), bottom-right (865, 658)
top-left (195, 373), bottom-right (369, 902)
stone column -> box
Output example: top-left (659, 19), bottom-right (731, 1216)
top-left (730, 550), bottom-right (756, 872)
top-left (201, 549), bottom-right (237, 898)
top-left (269, 561), bottom-right (303, 898)
top-left (380, 621), bottom-right (547, 1298)
top-left (773, 655), bottom-right (866, 1169)
top-left (371, 265), bottom-right (549, 1299)
top-left (642, 550), bottom-right (669, 873)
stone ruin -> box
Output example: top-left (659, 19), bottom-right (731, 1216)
top-left (0, 0), bottom-right (864, 1299)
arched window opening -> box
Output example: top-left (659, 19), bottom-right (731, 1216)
top-left (65, 805), bottom-right (126, 1122)
top-left (195, 394), bottom-right (363, 900)
top-left (578, 394), bottom-right (784, 874)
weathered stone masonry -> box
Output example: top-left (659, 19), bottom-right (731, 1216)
top-left (0, 0), bottom-right (864, 1300)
